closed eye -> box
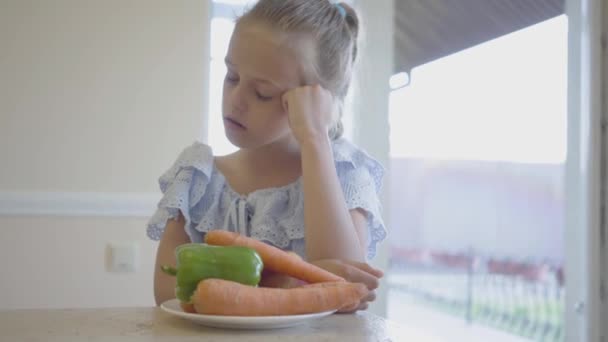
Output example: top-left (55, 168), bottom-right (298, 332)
top-left (255, 91), bottom-right (273, 101)
top-left (225, 71), bottom-right (239, 84)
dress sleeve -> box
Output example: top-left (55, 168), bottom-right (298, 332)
top-left (146, 142), bottom-right (214, 243)
top-left (334, 140), bottom-right (388, 260)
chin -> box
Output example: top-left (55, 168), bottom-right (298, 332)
top-left (224, 129), bottom-right (254, 149)
top-left (224, 124), bottom-right (293, 150)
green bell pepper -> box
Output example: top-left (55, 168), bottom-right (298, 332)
top-left (161, 243), bottom-right (263, 303)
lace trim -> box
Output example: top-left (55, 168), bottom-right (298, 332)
top-left (334, 139), bottom-right (387, 259)
top-left (194, 185), bottom-right (305, 249)
top-left (333, 139), bottom-right (384, 194)
top-left (146, 142), bottom-right (213, 242)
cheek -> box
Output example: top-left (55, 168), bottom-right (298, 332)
top-left (255, 103), bottom-right (289, 129)
top-left (270, 103), bottom-right (288, 125)
top-left (222, 82), bottom-right (231, 99)
top-left (272, 109), bottom-right (291, 132)
top-left (221, 85), bottom-right (232, 109)
top-left (256, 100), bottom-right (284, 117)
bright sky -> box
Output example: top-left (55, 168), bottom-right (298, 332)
top-left (389, 16), bottom-right (568, 164)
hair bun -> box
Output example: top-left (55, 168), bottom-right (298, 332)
top-left (338, 3), bottom-right (359, 39)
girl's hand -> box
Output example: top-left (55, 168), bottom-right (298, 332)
top-left (259, 252), bottom-right (384, 313)
top-left (281, 85), bottom-right (335, 144)
top-left (258, 271), bottom-right (304, 289)
top-left (259, 251), bottom-right (306, 289)
top-left (310, 259), bottom-right (384, 312)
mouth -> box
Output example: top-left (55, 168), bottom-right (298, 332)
top-left (224, 117), bottom-right (246, 130)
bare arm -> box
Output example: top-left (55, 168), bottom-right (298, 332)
top-left (282, 85), bottom-right (370, 262)
top-left (301, 137), bottom-right (367, 262)
top-left (153, 213), bottom-right (190, 306)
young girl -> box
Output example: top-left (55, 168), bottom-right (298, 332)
top-left (147, 0), bottom-right (387, 312)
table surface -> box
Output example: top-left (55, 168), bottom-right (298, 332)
top-left (0, 306), bottom-right (428, 342)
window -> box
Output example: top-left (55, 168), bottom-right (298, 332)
top-left (208, 0), bottom-right (255, 156)
top-left (389, 17), bottom-right (567, 164)
top-left (387, 16), bottom-right (567, 342)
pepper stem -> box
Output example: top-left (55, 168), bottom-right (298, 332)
top-left (161, 265), bottom-right (178, 276)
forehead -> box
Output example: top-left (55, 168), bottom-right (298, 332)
top-left (227, 21), bottom-right (316, 88)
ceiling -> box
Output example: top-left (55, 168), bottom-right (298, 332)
top-left (393, 0), bottom-right (565, 73)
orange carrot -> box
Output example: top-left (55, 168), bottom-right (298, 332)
top-left (204, 230), bottom-right (344, 283)
top-left (298, 281), bottom-right (351, 288)
top-left (191, 278), bottom-right (368, 316)
top-left (180, 302), bottom-right (196, 313)
top-left (297, 282), bottom-right (360, 312)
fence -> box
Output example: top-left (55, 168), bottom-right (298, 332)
top-left (389, 248), bottom-right (565, 342)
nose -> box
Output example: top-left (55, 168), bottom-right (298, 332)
top-left (229, 84), bottom-right (247, 114)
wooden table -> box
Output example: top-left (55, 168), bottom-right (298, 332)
top-left (0, 306), bottom-right (427, 341)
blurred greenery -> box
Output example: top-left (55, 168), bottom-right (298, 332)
top-left (390, 273), bottom-right (564, 342)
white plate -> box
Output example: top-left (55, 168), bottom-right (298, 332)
top-left (160, 299), bottom-right (336, 330)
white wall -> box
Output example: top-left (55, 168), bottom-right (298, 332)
top-left (0, 0), bottom-right (210, 309)
top-left (0, 0), bottom-right (208, 192)
top-left (0, 216), bottom-right (156, 309)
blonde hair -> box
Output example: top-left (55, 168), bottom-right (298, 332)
top-left (237, 0), bottom-right (360, 140)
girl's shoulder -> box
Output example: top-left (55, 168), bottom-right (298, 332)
top-left (157, 141), bottom-right (223, 205)
top-left (332, 138), bottom-right (385, 188)
top-left (164, 141), bottom-right (215, 177)
top-left (332, 138), bottom-right (383, 167)
top-left (147, 141), bottom-right (224, 242)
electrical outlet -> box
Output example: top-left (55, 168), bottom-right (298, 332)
top-left (107, 242), bottom-right (139, 273)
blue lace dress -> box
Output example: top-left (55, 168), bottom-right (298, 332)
top-left (147, 138), bottom-right (387, 260)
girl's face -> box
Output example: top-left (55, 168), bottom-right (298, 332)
top-left (222, 21), bottom-right (312, 149)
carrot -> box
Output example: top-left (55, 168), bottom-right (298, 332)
top-left (204, 230), bottom-right (344, 283)
top-left (297, 282), bottom-right (360, 312)
top-left (191, 278), bottom-right (368, 316)
top-left (298, 281), bottom-right (352, 288)
top-left (180, 302), bottom-right (196, 313)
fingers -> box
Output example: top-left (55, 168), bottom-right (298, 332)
top-left (337, 302), bottom-right (359, 313)
top-left (281, 85), bottom-right (328, 111)
top-left (336, 294), bottom-right (374, 314)
top-left (344, 260), bottom-right (384, 278)
top-left (347, 296), bottom-right (373, 313)
top-left (281, 91), bottom-right (291, 112)
top-left (363, 290), bottom-right (376, 302)
top-left (343, 266), bottom-right (380, 290)
top-left (306, 258), bottom-right (383, 314)
top-left (259, 273), bottom-right (300, 289)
